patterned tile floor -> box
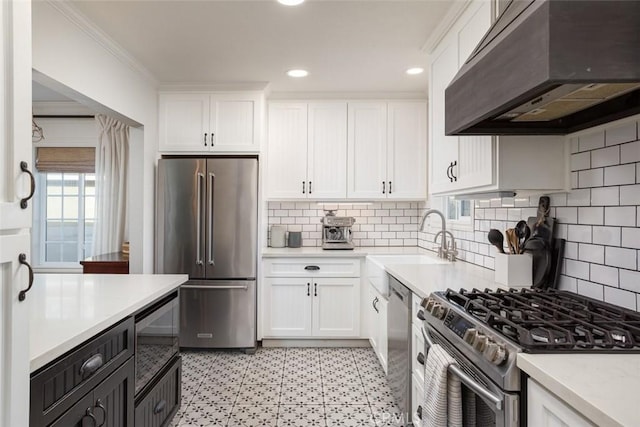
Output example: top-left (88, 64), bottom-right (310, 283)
top-left (171, 347), bottom-right (406, 426)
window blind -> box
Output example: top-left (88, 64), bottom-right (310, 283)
top-left (35, 147), bottom-right (95, 173)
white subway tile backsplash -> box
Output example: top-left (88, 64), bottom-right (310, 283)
top-left (567, 188), bottom-right (591, 206)
top-left (564, 242), bottom-right (578, 260)
top-left (578, 168), bottom-right (604, 188)
top-left (591, 146), bottom-right (619, 168)
top-left (577, 207), bottom-right (603, 225)
top-left (605, 206), bottom-right (636, 226)
top-left (620, 184), bottom-right (640, 206)
top-left (567, 225), bottom-right (592, 243)
top-left (579, 243), bottom-right (605, 264)
top-left (604, 164), bottom-right (636, 186)
top-left (620, 140), bottom-right (640, 163)
top-left (577, 280), bottom-right (604, 300)
top-left (621, 227), bottom-right (640, 249)
top-left (558, 275), bottom-right (578, 292)
top-left (604, 287), bottom-right (637, 311)
top-left (605, 121), bottom-right (637, 146)
top-left (565, 259), bottom-right (590, 280)
top-left (579, 130), bottom-right (605, 152)
top-left (570, 152), bottom-right (590, 171)
top-left (589, 263), bottom-right (617, 286)
top-left (590, 187), bottom-right (619, 206)
top-left (592, 226), bottom-right (621, 246)
top-left (620, 269), bottom-right (640, 293)
top-left (605, 247), bottom-right (637, 270)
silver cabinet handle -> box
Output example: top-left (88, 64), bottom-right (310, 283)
top-left (208, 172), bottom-right (215, 266)
top-left (80, 354), bottom-right (104, 378)
top-left (421, 327), bottom-right (503, 410)
top-left (196, 173), bottom-right (204, 266)
top-left (181, 284), bottom-right (249, 290)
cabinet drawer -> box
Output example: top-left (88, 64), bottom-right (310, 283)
top-left (135, 356), bottom-right (182, 427)
top-left (263, 258), bottom-right (361, 278)
top-left (412, 293), bottom-right (426, 327)
top-left (31, 318), bottom-right (135, 427)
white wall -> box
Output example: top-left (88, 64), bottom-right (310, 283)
top-left (31, 1), bottom-right (158, 272)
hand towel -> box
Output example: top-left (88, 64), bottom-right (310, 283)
top-left (422, 343), bottom-right (463, 427)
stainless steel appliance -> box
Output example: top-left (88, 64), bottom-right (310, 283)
top-left (156, 157), bottom-right (258, 350)
top-left (415, 288), bottom-right (640, 426)
top-left (387, 276), bottom-right (412, 425)
top-left (135, 292), bottom-right (179, 395)
top-left (321, 211), bottom-right (355, 250)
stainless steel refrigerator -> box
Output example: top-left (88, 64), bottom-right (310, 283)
top-left (156, 157), bottom-right (258, 349)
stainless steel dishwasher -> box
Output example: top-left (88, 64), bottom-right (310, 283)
top-left (387, 275), bottom-right (412, 425)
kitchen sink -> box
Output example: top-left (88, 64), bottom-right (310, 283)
top-left (366, 254), bottom-right (446, 297)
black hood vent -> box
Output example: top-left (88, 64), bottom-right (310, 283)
top-left (445, 0), bottom-right (640, 136)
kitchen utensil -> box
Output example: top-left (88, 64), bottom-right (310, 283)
top-left (528, 196), bottom-right (554, 244)
top-left (287, 231), bottom-right (302, 248)
top-left (488, 229), bottom-right (506, 254)
top-left (505, 228), bottom-right (518, 254)
top-left (521, 236), bottom-right (551, 287)
top-left (543, 238), bottom-right (566, 290)
top-left (515, 220), bottom-right (530, 253)
top-left (270, 225), bottom-right (286, 248)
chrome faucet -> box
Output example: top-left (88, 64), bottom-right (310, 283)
top-left (419, 209), bottom-right (456, 261)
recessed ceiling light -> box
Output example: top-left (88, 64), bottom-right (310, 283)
top-left (278, 0), bottom-right (304, 5)
top-left (287, 69), bottom-right (308, 78)
top-left (406, 67), bottom-right (424, 75)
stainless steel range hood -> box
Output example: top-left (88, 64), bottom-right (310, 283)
top-left (445, 0), bottom-right (640, 136)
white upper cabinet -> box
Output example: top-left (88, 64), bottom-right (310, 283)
top-left (429, 0), bottom-right (567, 196)
top-left (307, 102), bottom-right (348, 199)
top-left (159, 92), bottom-right (262, 153)
top-left (348, 101), bottom-right (427, 200)
top-left (347, 102), bottom-right (387, 199)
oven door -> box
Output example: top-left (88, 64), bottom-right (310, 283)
top-left (135, 293), bottom-right (179, 395)
top-left (416, 325), bottom-right (519, 427)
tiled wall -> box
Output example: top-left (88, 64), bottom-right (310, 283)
top-left (267, 202), bottom-right (424, 247)
top-left (419, 117), bottom-right (640, 311)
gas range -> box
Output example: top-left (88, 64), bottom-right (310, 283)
top-left (421, 287), bottom-right (640, 393)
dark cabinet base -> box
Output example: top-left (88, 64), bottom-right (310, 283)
top-left (135, 356), bottom-right (182, 427)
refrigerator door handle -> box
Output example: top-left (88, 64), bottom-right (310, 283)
top-left (196, 172), bottom-right (205, 265)
top-left (182, 284), bottom-right (249, 290)
top-left (208, 172), bottom-right (216, 266)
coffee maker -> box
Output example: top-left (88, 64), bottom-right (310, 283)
top-left (321, 210), bottom-right (355, 250)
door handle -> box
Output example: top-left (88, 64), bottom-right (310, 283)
top-left (20, 161), bottom-right (36, 209)
top-left (18, 253), bottom-right (34, 301)
top-left (388, 181), bottom-right (392, 194)
top-left (309, 181), bottom-right (312, 194)
top-left (208, 172), bottom-right (215, 266)
top-left (451, 160), bottom-right (458, 182)
top-left (153, 399), bottom-right (167, 414)
top-left (307, 283), bottom-right (310, 296)
top-left (382, 181), bottom-right (386, 194)
top-left (314, 283), bottom-right (317, 297)
top-left (181, 284), bottom-right (249, 290)
top-left (446, 163), bottom-right (453, 182)
top-left (211, 132), bottom-right (215, 146)
top-left (302, 181), bottom-right (306, 194)
top-left (83, 408), bottom-right (98, 427)
top-left (80, 354), bottom-right (104, 378)
top-left (417, 310), bottom-right (426, 321)
top-left (196, 173), bottom-right (204, 266)
top-left (203, 133), bottom-right (208, 147)
top-left (372, 297), bottom-right (379, 313)
top-left (417, 352), bottom-right (425, 365)
top-left (304, 265), bottom-right (320, 271)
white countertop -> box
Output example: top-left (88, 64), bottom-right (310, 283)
top-left (384, 261), bottom-right (502, 299)
top-left (262, 246), bottom-right (432, 258)
top-left (30, 273), bottom-right (187, 373)
top-left (518, 353), bottom-right (640, 427)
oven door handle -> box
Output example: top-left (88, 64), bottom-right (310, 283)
top-left (421, 326), bottom-right (503, 411)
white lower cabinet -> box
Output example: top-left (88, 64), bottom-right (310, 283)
top-left (528, 379), bottom-right (594, 427)
top-left (367, 283), bottom-right (388, 373)
top-left (411, 372), bottom-right (425, 426)
top-left (263, 258), bottom-right (361, 339)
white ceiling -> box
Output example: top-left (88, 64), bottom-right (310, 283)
top-left (68, 0), bottom-right (454, 94)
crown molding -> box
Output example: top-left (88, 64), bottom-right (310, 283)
top-left (421, 0), bottom-right (474, 55)
top-left (159, 82), bottom-right (270, 92)
top-left (46, 0), bottom-right (158, 87)
top-left (267, 91), bottom-right (428, 101)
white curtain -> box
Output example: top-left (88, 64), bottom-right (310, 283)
top-left (93, 114), bottom-right (129, 255)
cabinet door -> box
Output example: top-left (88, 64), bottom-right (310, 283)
top-left (158, 93), bottom-right (210, 152)
top-left (263, 278), bottom-right (312, 337)
top-left (377, 295), bottom-right (388, 372)
top-left (266, 103), bottom-right (308, 199)
top-left (428, 40), bottom-right (459, 195)
top-left (312, 278), bottom-right (360, 338)
top-left (347, 102), bottom-right (388, 199)
top-left (387, 102), bottom-right (427, 199)
top-left (49, 392), bottom-right (96, 427)
top-left (528, 380), bottom-right (594, 427)
top-left (367, 285), bottom-right (379, 352)
top-left (307, 102), bottom-right (347, 199)
top-left (210, 93), bottom-right (260, 152)
top-left (93, 358), bottom-right (135, 427)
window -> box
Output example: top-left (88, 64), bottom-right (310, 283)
top-left (444, 197), bottom-right (474, 229)
top-left (35, 172), bottom-right (96, 266)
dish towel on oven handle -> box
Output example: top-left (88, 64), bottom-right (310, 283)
top-left (422, 343), bottom-right (463, 427)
